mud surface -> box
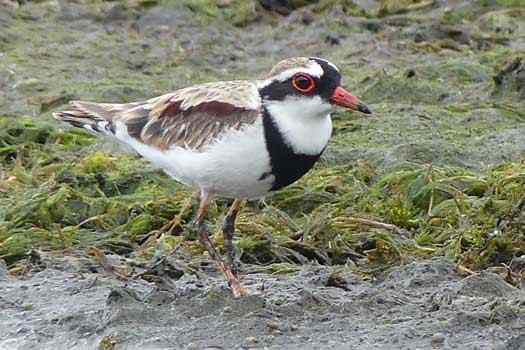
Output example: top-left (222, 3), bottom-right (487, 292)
top-left (2, 0), bottom-right (525, 349)
top-left (2, 258), bottom-right (525, 350)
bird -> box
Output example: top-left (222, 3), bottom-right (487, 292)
top-left (53, 57), bottom-right (372, 297)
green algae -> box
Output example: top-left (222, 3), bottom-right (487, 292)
top-left (1, 0), bottom-right (525, 279)
top-left (6, 148), bottom-right (520, 270)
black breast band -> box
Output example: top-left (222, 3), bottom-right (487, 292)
top-left (261, 107), bottom-right (324, 191)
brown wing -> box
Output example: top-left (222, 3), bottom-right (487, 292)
top-left (55, 81), bottom-right (262, 151)
top-left (122, 81), bottom-right (261, 150)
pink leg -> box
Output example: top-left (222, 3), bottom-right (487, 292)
top-left (195, 190), bottom-right (247, 298)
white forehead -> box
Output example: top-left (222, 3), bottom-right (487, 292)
top-left (258, 60), bottom-right (324, 89)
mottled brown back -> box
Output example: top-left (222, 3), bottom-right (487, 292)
top-left (122, 81), bottom-right (261, 150)
top-left (55, 81), bottom-right (262, 151)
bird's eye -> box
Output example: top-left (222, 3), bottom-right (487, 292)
top-left (292, 74), bottom-right (315, 93)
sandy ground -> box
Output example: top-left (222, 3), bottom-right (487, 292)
top-left (1, 257), bottom-right (525, 350)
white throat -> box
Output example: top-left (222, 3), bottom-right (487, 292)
top-left (264, 96), bottom-right (333, 155)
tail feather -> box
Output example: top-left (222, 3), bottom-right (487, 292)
top-left (53, 101), bottom-right (119, 135)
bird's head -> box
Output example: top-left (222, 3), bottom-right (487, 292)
top-left (258, 57), bottom-right (371, 118)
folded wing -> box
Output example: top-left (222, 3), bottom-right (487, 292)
top-left (54, 81), bottom-right (262, 151)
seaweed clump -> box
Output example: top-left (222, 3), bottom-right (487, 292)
top-left (1, 116), bottom-right (524, 276)
top-left (1, 0), bottom-right (524, 285)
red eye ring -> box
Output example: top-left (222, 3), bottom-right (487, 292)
top-left (292, 74), bottom-right (315, 93)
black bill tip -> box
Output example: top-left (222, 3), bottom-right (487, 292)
top-left (357, 102), bottom-right (372, 115)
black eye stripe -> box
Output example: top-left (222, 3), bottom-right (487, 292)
top-left (310, 58), bottom-right (342, 100)
top-left (259, 61), bottom-right (342, 102)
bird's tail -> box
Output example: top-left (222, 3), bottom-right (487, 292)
top-left (53, 101), bottom-right (118, 135)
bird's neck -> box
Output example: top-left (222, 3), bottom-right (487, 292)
top-left (262, 96), bottom-right (332, 156)
top-left (261, 105), bottom-right (329, 191)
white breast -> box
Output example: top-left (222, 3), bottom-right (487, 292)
top-left (264, 96), bottom-right (333, 155)
top-left (114, 119), bottom-right (274, 199)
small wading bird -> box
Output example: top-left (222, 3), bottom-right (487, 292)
top-left (54, 57), bottom-right (371, 297)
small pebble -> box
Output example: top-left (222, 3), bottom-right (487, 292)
top-left (16, 327), bottom-right (30, 335)
top-left (391, 335), bottom-right (400, 344)
top-left (301, 10), bottom-right (314, 25)
top-left (325, 33), bottom-right (341, 46)
top-left (266, 320), bottom-right (280, 330)
top-left (431, 333), bottom-right (446, 347)
top-left (245, 336), bottom-right (258, 344)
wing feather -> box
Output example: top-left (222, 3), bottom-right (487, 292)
top-left (54, 81), bottom-right (262, 151)
top-left (125, 81), bottom-right (262, 150)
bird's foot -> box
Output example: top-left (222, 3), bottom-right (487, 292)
top-left (223, 252), bottom-right (246, 296)
top-left (196, 221), bottom-right (247, 297)
top-left (218, 261), bottom-right (248, 298)
top-left (223, 246), bottom-right (242, 273)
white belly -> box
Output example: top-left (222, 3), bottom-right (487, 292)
top-left (115, 119), bottom-right (274, 199)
